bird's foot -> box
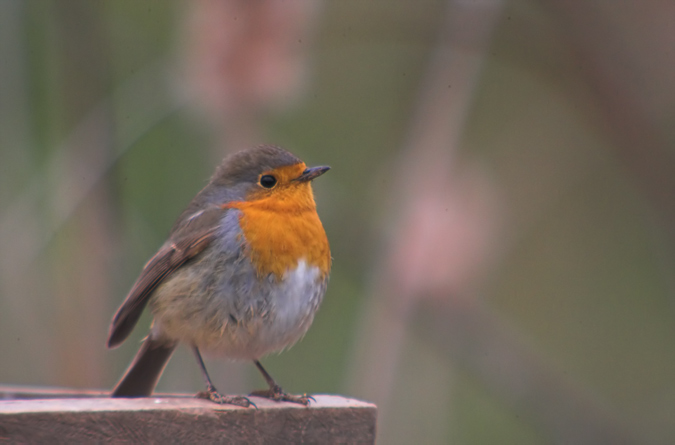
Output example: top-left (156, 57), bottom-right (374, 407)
top-left (196, 385), bottom-right (255, 408)
top-left (250, 384), bottom-right (314, 406)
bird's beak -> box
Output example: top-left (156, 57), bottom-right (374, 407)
top-left (295, 165), bottom-right (330, 182)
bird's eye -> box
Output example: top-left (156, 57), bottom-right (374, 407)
top-left (259, 175), bottom-right (277, 188)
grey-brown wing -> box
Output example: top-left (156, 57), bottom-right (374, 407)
top-left (107, 206), bottom-right (226, 348)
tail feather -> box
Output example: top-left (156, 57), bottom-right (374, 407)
top-left (112, 337), bottom-right (177, 397)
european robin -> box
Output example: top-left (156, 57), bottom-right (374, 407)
top-left (107, 145), bottom-right (331, 407)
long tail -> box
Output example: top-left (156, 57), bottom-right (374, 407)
top-left (111, 336), bottom-right (177, 397)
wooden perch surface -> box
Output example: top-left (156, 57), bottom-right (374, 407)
top-left (0, 386), bottom-right (377, 444)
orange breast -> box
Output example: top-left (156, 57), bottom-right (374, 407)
top-left (226, 184), bottom-right (330, 280)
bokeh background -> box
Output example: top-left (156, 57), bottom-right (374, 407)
top-left (1, 1), bottom-right (674, 443)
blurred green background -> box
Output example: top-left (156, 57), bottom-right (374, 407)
top-left (1, 1), bottom-right (674, 444)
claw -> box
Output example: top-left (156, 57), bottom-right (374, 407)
top-left (196, 387), bottom-right (256, 408)
top-left (250, 384), bottom-right (313, 406)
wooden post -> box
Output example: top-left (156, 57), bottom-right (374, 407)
top-left (0, 386), bottom-right (377, 444)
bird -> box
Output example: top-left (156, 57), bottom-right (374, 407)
top-left (107, 145), bottom-right (331, 407)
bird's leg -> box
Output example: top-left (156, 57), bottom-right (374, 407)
top-left (250, 360), bottom-right (314, 405)
top-left (193, 347), bottom-right (254, 408)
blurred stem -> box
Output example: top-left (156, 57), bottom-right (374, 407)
top-left (544, 0), bottom-right (675, 308)
top-left (50, 0), bottom-right (117, 387)
top-left (348, 0), bottom-right (505, 429)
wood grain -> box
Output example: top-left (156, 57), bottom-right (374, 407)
top-left (0, 387), bottom-right (377, 444)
